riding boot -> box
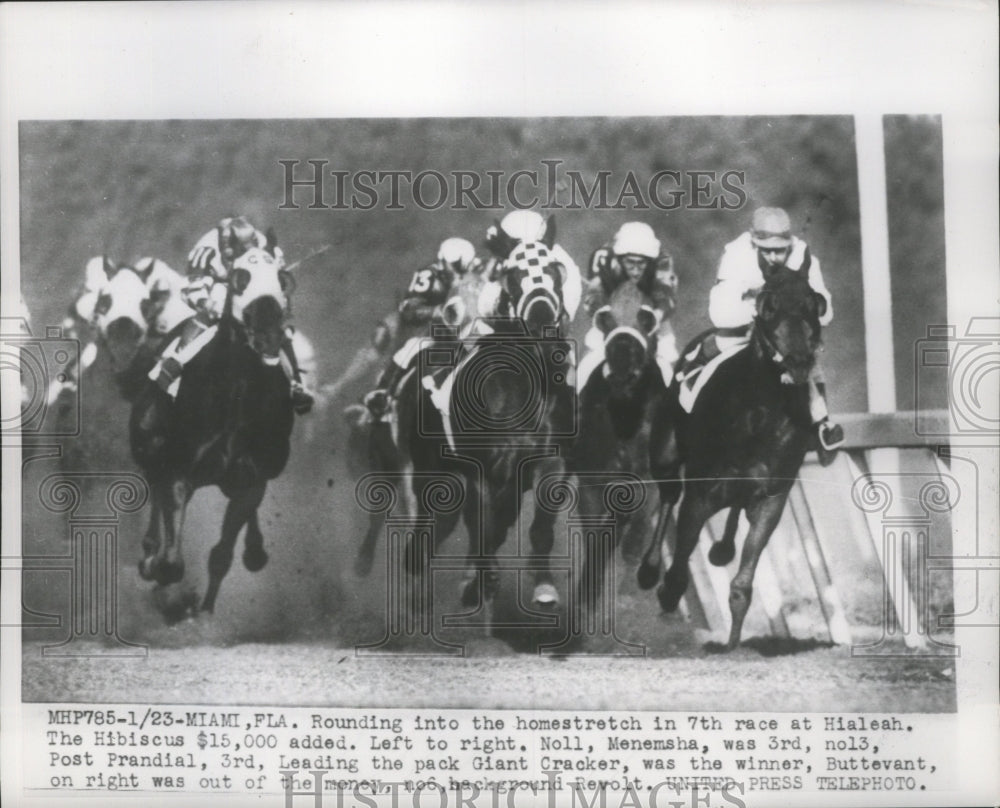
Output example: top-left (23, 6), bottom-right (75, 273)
top-left (811, 381), bottom-right (844, 466)
top-left (364, 360), bottom-right (406, 418)
top-left (148, 316), bottom-right (208, 394)
top-left (676, 331), bottom-right (721, 383)
top-left (280, 334), bottom-right (315, 415)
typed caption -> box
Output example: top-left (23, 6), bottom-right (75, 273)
top-left (25, 705), bottom-right (950, 806)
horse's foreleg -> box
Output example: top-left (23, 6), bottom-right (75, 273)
top-left (529, 463), bottom-right (563, 609)
top-left (657, 490), bottom-right (714, 613)
top-left (639, 423), bottom-right (682, 589)
top-left (460, 476), bottom-right (509, 612)
top-left (638, 492), bottom-right (677, 590)
top-left (203, 482), bottom-right (266, 614)
top-left (149, 477), bottom-right (190, 586)
top-left (459, 480), bottom-right (486, 608)
top-left (575, 480), bottom-right (602, 615)
top-left (138, 491), bottom-right (162, 579)
top-left (242, 507), bottom-right (269, 572)
top-left (724, 494), bottom-right (786, 650)
top-left (708, 507), bottom-right (742, 567)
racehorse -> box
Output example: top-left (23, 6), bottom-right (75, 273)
top-left (569, 279), bottom-right (668, 611)
top-left (638, 260), bottom-right (828, 650)
top-left (398, 241), bottom-right (575, 616)
top-left (351, 265), bottom-right (487, 577)
top-left (129, 246), bottom-right (294, 615)
top-left (55, 257), bottom-right (192, 406)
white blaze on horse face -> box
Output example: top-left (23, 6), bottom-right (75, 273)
top-left (231, 248), bottom-right (287, 320)
top-left (96, 268), bottom-right (148, 336)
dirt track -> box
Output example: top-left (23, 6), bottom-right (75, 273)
top-left (22, 638), bottom-right (955, 712)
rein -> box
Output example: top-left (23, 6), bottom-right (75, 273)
top-left (751, 317), bottom-right (785, 367)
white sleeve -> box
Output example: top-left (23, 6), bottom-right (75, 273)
top-left (716, 233), bottom-right (755, 282)
top-left (709, 279), bottom-right (756, 329)
top-left (806, 253), bottom-right (833, 326)
top-left (551, 244), bottom-right (582, 321)
top-left (478, 280), bottom-right (502, 318)
top-left (710, 235), bottom-right (757, 329)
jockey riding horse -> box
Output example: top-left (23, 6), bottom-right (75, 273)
top-left (398, 241), bottom-right (575, 621)
top-left (130, 246), bottom-right (295, 617)
top-left (570, 278), bottom-right (670, 613)
top-left (638, 260), bottom-right (829, 651)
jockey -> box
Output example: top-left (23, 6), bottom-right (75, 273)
top-left (577, 221), bottom-right (679, 390)
top-left (690, 206), bottom-right (843, 460)
top-left (149, 216), bottom-right (315, 414)
top-left (363, 236), bottom-right (482, 417)
top-left (478, 210), bottom-right (583, 328)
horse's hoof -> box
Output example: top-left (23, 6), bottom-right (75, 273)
top-left (243, 546), bottom-right (268, 572)
top-left (532, 583), bottom-right (560, 610)
top-left (636, 561), bottom-right (659, 590)
top-left (708, 542), bottom-right (735, 567)
top-left (703, 641), bottom-right (732, 654)
top-left (656, 582), bottom-right (684, 613)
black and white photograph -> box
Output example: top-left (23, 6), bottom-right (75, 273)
top-left (2, 3), bottom-right (997, 808)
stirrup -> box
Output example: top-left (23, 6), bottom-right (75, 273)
top-left (363, 388), bottom-right (391, 418)
top-left (290, 381), bottom-right (315, 415)
top-left (818, 420), bottom-right (844, 451)
top-left (152, 356), bottom-right (183, 394)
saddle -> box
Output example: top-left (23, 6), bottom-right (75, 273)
top-left (420, 342), bottom-right (481, 450)
top-left (674, 331), bottom-right (747, 414)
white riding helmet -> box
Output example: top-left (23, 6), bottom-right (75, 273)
top-left (612, 222), bottom-right (661, 259)
top-left (500, 210), bottom-right (547, 244)
top-left (437, 237), bottom-right (477, 273)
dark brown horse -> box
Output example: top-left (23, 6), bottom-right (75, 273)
top-left (129, 247), bottom-right (294, 615)
top-left (570, 279), bottom-right (668, 611)
top-left (639, 261), bottom-right (827, 650)
top-left (400, 241), bottom-right (575, 618)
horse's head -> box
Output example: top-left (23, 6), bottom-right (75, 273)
top-left (230, 247), bottom-right (289, 361)
top-left (593, 280), bottom-right (661, 391)
top-left (93, 260), bottom-right (148, 372)
top-left (498, 241), bottom-right (564, 337)
top-left (753, 256), bottom-right (826, 384)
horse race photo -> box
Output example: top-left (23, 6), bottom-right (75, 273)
top-left (10, 115), bottom-right (964, 714)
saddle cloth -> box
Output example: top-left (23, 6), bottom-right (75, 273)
top-left (420, 343), bottom-right (481, 451)
top-left (148, 324), bottom-right (218, 398)
top-left (675, 341), bottom-right (745, 414)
